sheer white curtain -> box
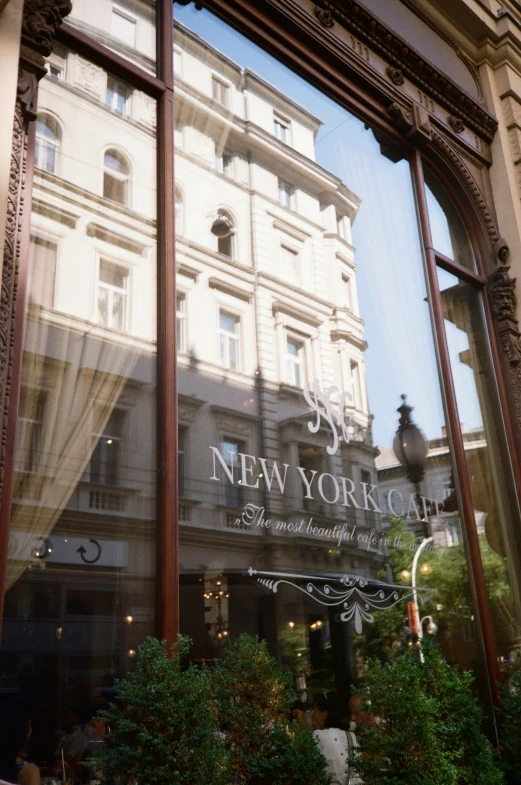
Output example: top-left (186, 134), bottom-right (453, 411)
top-left (5, 307), bottom-right (137, 591)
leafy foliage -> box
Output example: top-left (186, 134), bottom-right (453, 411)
top-left (418, 642), bottom-right (503, 785)
top-left (212, 634), bottom-right (330, 785)
top-left (354, 518), bottom-right (418, 662)
top-left (95, 636), bottom-right (230, 785)
top-left (351, 643), bottom-right (503, 785)
top-left (244, 721), bottom-right (332, 785)
top-left (355, 516), bottom-right (513, 665)
top-left (279, 623), bottom-right (310, 673)
top-left (499, 654), bottom-right (521, 785)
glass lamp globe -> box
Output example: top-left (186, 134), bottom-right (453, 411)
top-left (393, 394), bottom-right (428, 485)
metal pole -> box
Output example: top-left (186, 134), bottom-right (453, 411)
top-left (412, 536), bottom-right (433, 643)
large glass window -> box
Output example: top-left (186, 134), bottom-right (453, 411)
top-left (174, 6), bottom-right (521, 730)
top-left (0, 46), bottom-right (158, 780)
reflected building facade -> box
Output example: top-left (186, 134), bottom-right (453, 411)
top-left (173, 22), bottom-right (385, 662)
top-left (2, 0), bottom-right (521, 778)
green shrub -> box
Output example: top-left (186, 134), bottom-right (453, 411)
top-left (351, 643), bottom-right (503, 785)
top-left (95, 635), bottom-right (230, 785)
top-left (212, 633), bottom-right (330, 785)
top-left (499, 654), bottom-right (521, 785)
top-left (419, 643), bottom-right (503, 785)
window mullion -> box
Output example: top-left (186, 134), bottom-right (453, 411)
top-left (411, 149), bottom-right (500, 701)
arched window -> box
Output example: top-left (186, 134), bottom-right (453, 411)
top-left (35, 114), bottom-right (61, 174)
top-left (211, 211), bottom-right (235, 259)
top-left (103, 149), bottom-right (130, 206)
top-left (424, 168), bottom-right (475, 271)
top-left (175, 186), bottom-right (184, 235)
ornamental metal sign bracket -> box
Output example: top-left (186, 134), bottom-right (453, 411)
top-left (248, 567), bottom-right (435, 633)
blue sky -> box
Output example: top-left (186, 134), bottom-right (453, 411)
top-left (175, 5), bottom-right (483, 445)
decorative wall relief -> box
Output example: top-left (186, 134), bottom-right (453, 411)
top-left (488, 241), bottom-right (521, 433)
top-left (386, 66), bottom-right (405, 86)
top-left (21, 0), bottom-right (72, 57)
top-left (312, 0), bottom-right (496, 143)
top-left (70, 55), bottom-right (106, 99)
top-left (448, 116), bottom-right (465, 134)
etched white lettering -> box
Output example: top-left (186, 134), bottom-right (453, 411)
top-left (318, 472), bottom-right (340, 504)
top-left (210, 446), bottom-right (235, 483)
top-left (361, 483), bottom-right (381, 512)
top-left (240, 453), bottom-right (260, 489)
top-left (258, 457), bottom-right (289, 494)
top-left (297, 467), bottom-right (317, 499)
top-left (387, 489), bottom-right (404, 517)
top-left (340, 476), bottom-right (361, 508)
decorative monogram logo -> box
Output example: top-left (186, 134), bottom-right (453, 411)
top-left (303, 379), bottom-right (355, 456)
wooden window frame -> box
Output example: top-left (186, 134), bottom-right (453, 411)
top-left (2, 0), bottom-right (521, 717)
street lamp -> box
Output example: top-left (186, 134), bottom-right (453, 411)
top-left (407, 536), bottom-right (435, 661)
top-left (211, 214), bottom-right (234, 238)
top-left (393, 394), bottom-right (428, 532)
top-left (412, 536), bottom-right (433, 641)
top-left (421, 615), bottom-right (438, 636)
top-left (393, 394), bottom-right (428, 485)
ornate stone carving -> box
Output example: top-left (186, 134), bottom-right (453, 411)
top-left (387, 101), bottom-right (431, 142)
top-left (16, 70), bottom-right (39, 122)
top-left (489, 263), bottom-right (516, 322)
top-left (387, 66), bottom-right (405, 86)
top-left (1, 72), bottom-right (30, 502)
top-left (314, 4), bottom-right (335, 28)
top-left (430, 129), bottom-right (498, 245)
top-left (311, 0), bottom-right (496, 143)
top-left (387, 102), bottom-right (413, 132)
top-left (448, 115), bottom-right (464, 133)
top-left (70, 56), bottom-right (105, 98)
top-left (21, 0), bottom-right (72, 58)
top-left (487, 248), bottom-right (521, 431)
top-left (495, 236), bottom-right (510, 264)
top-left (0, 0), bottom-right (72, 509)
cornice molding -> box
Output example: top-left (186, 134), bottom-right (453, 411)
top-left (397, 0), bottom-right (485, 104)
top-left (313, 0), bottom-right (497, 143)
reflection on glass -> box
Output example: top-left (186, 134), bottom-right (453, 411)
top-left (35, 115), bottom-right (61, 174)
top-left (424, 167), bottom-right (476, 271)
top-left (67, 0), bottom-right (157, 75)
top-left (174, 7), bottom-right (496, 722)
top-left (0, 50), bottom-right (157, 780)
top-left (438, 267), bottom-right (521, 657)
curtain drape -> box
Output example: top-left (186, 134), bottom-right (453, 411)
top-left (5, 306), bottom-right (137, 591)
